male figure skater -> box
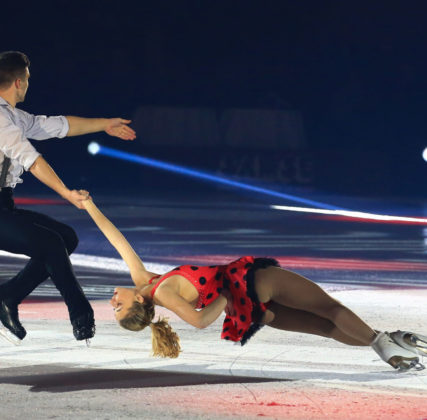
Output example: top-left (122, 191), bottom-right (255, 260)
top-left (0, 51), bottom-right (136, 343)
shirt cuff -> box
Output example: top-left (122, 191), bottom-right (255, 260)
top-left (23, 151), bottom-right (41, 171)
top-left (58, 116), bottom-right (70, 138)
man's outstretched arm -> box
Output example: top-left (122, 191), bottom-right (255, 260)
top-left (29, 155), bottom-right (88, 209)
top-left (65, 116), bottom-right (136, 140)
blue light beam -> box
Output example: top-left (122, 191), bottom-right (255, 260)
top-left (88, 142), bottom-right (343, 210)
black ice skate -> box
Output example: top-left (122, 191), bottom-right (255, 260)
top-left (371, 332), bottom-right (425, 372)
top-left (389, 330), bottom-right (427, 357)
top-left (71, 311), bottom-right (95, 343)
top-left (0, 299), bottom-right (26, 345)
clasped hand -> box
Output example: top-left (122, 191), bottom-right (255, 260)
top-left (67, 189), bottom-right (91, 209)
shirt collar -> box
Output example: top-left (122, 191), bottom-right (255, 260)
top-left (0, 96), bottom-right (11, 107)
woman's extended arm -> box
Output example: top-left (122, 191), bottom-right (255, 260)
top-left (82, 198), bottom-right (154, 287)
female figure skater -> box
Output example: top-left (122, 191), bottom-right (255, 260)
top-left (82, 197), bottom-right (425, 371)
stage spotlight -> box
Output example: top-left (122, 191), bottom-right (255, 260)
top-left (422, 148), bottom-right (427, 162)
top-left (89, 143), bottom-right (342, 210)
top-left (88, 142), bottom-right (100, 155)
top-left (271, 204), bottom-right (427, 224)
top-left (88, 143), bottom-right (427, 224)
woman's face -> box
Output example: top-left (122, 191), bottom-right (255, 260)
top-left (110, 287), bottom-right (141, 321)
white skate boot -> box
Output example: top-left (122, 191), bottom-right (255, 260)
top-left (371, 332), bottom-right (424, 371)
top-left (389, 330), bottom-right (427, 357)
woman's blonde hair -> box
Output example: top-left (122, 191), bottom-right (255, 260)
top-left (119, 300), bottom-right (181, 358)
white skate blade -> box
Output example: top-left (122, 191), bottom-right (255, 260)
top-left (397, 360), bottom-right (425, 373)
top-left (411, 333), bottom-right (427, 354)
top-left (0, 327), bottom-right (22, 346)
top-left (390, 331), bottom-right (427, 356)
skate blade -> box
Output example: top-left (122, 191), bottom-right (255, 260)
top-left (388, 355), bottom-right (419, 370)
top-left (397, 361), bottom-right (425, 372)
top-left (389, 356), bottom-right (425, 372)
top-left (390, 331), bottom-right (427, 357)
top-left (410, 333), bottom-right (427, 355)
top-left (0, 327), bottom-right (22, 346)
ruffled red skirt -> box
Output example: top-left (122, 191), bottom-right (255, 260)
top-left (220, 256), bottom-right (279, 345)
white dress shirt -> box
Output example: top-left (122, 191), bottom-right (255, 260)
top-left (0, 96), bottom-right (69, 188)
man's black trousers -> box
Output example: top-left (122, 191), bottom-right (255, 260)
top-left (0, 188), bottom-right (92, 321)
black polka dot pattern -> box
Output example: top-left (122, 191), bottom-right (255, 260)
top-left (150, 257), bottom-right (269, 344)
top-left (219, 256), bottom-right (269, 343)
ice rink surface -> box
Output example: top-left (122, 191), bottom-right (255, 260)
top-left (1, 192), bottom-right (427, 419)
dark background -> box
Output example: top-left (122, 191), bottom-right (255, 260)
top-left (2, 0), bottom-right (427, 198)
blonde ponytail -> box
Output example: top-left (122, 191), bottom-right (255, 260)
top-left (150, 317), bottom-right (181, 358)
top-left (120, 301), bottom-right (181, 358)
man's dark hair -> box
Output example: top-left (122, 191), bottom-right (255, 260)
top-left (0, 51), bottom-right (30, 89)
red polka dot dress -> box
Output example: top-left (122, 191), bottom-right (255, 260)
top-left (150, 256), bottom-right (280, 345)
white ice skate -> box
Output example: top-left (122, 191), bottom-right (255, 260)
top-left (389, 330), bottom-right (427, 357)
top-left (371, 332), bottom-right (424, 371)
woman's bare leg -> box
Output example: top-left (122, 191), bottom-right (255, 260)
top-left (256, 267), bottom-right (376, 345)
top-left (264, 302), bottom-right (368, 346)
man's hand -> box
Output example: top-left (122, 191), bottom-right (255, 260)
top-left (105, 118), bottom-right (136, 140)
top-left (65, 189), bottom-right (91, 209)
top-left (66, 116), bottom-right (137, 138)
